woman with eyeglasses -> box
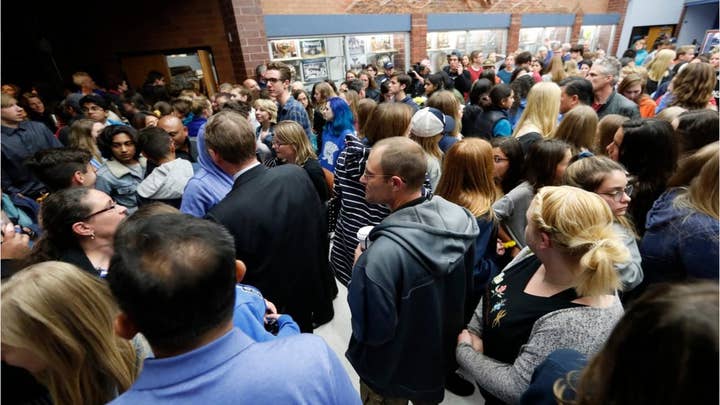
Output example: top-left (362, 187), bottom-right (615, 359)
top-left (563, 156), bottom-right (643, 291)
top-left (24, 187), bottom-right (128, 277)
top-left (607, 119), bottom-right (678, 236)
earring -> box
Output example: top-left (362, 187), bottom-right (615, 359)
top-left (90, 232), bottom-right (96, 240)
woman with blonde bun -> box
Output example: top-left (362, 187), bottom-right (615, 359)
top-left (457, 186), bottom-right (627, 405)
top-left (1, 261), bottom-right (148, 405)
top-left (563, 156), bottom-right (643, 291)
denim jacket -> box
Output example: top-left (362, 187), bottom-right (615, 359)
top-left (95, 158), bottom-right (146, 212)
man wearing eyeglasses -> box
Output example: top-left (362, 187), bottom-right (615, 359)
top-left (347, 137), bottom-right (480, 403)
top-left (265, 61), bottom-right (313, 140)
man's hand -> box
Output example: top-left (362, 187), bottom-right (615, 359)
top-left (1, 223), bottom-right (31, 260)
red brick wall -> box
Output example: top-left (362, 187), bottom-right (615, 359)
top-left (263, 0), bottom-right (608, 14)
top-left (608, 0), bottom-right (631, 55)
top-left (411, 14), bottom-right (428, 66)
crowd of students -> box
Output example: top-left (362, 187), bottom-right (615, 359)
top-left (1, 36), bottom-right (718, 405)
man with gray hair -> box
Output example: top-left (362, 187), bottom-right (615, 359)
top-left (587, 57), bottom-right (640, 119)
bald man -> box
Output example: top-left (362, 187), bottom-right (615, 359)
top-left (158, 115), bottom-right (196, 162)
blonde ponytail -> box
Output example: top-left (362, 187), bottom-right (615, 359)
top-left (532, 186), bottom-right (630, 296)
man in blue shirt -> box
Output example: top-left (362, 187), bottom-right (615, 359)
top-left (1, 94), bottom-right (62, 198)
top-left (108, 214), bottom-right (360, 404)
top-left (266, 61), bottom-right (313, 140)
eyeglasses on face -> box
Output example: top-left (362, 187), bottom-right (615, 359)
top-left (598, 185), bottom-right (633, 202)
top-left (83, 200), bottom-right (117, 220)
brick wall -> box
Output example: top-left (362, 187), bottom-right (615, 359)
top-left (410, 14), bottom-right (429, 65)
top-left (608, 0), bottom-right (631, 55)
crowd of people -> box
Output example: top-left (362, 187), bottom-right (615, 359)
top-left (1, 35), bottom-right (718, 405)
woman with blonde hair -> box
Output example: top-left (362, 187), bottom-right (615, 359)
top-left (542, 55), bottom-right (567, 83)
top-left (512, 82), bottom-right (561, 153)
top-left (1, 261), bottom-right (146, 405)
top-left (254, 98), bottom-right (278, 162)
top-left (564, 60), bottom-right (580, 79)
top-left (312, 81), bottom-right (338, 145)
top-left (457, 185), bottom-right (627, 404)
top-left (563, 156), bottom-right (643, 291)
top-left (426, 90), bottom-right (461, 151)
top-left (645, 49), bottom-right (675, 95)
top-left (550, 105), bottom-right (598, 155)
top-left (269, 120), bottom-right (329, 202)
top-left (69, 118), bottom-right (106, 168)
top-left (329, 103), bottom-right (413, 285)
top-left (435, 138), bottom-right (499, 309)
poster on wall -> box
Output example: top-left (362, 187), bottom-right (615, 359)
top-left (701, 30), bottom-right (720, 54)
top-left (269, 40), bottom-right (299, 60)
top-left (370, 35), bottom-right (393, 52)
top-left (302, 59), bottom-right (328, 82)
top-left (301, 39), bottom-right (326, 58)
top-left (348, 36), bottom-right (368, 69)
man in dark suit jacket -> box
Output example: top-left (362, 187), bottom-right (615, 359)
top-left (204, 111), bottom-right (333, 332)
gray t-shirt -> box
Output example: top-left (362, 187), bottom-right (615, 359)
top-left (492, 181), bottom-right (534, 247)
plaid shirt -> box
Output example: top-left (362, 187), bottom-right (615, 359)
top-left (278, 96), bottom-right (312, 139)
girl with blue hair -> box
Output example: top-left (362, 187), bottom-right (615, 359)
top-left (319, 97), bottom-right (355, 172)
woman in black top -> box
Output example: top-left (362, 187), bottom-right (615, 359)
top-left (269, 120), bottom-right (329, 203)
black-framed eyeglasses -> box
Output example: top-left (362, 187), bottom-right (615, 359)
top-left (83, 200), bottom-right (117, 220)
top-left (265, 77), bottom-right (281, 83)
top-left (598, 185), bottom-right (633, 202)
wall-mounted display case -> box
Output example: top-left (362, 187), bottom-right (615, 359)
top-left (518, 26), bottom-right (572, 55)
top-left (579, 25), bottom-right (617, 54)
top-left (268, 32), bottom-right (407, 86)
top-left (426, 29), bottom-right (507, 72)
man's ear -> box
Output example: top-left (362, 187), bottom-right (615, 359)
top-left (207, 148), bottom-right (220, 164)
top-left (235, 260), bottom-right (247, 283)
top-left (390, 175), bottom-right (405, 190)
top-left (71, 221), bottom-right (93, 238)
top-left (114, 312), bottom-right (139, 339)
top-left (71, 170), bottom-right (85, 187)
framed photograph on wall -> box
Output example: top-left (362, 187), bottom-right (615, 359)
top-left (302, 59), bottom-right (328, 82)
top-left (269, 40), bottom-right (299, 60)
top-left (301, 39), bottom-right (326, 58)
top-left (701, 30), bottom-right (720, 54)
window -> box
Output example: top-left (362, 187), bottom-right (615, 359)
top-left (426, 29), bottom-right (507, 72)
top-left (580, 25), bottom-right (616, 54)
top-left (518, 27), bottom-right (572, 55)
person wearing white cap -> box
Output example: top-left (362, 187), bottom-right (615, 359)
top-left (410, 107), bottom-right (453, 190)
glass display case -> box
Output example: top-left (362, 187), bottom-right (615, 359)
top-left (268, 32), bottom-right (407, 86)
top-left (579, 25), bottom-right (616, 54)
top-left (518, 26), bottom-right (572, 55)
top-left (426, 29), bottom-right (507, 72)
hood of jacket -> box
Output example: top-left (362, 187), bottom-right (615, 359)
top-left (370, 196), bottom-right (479, 276)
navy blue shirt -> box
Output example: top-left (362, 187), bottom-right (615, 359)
top-left (1, 121), bottom-right (62, 197)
